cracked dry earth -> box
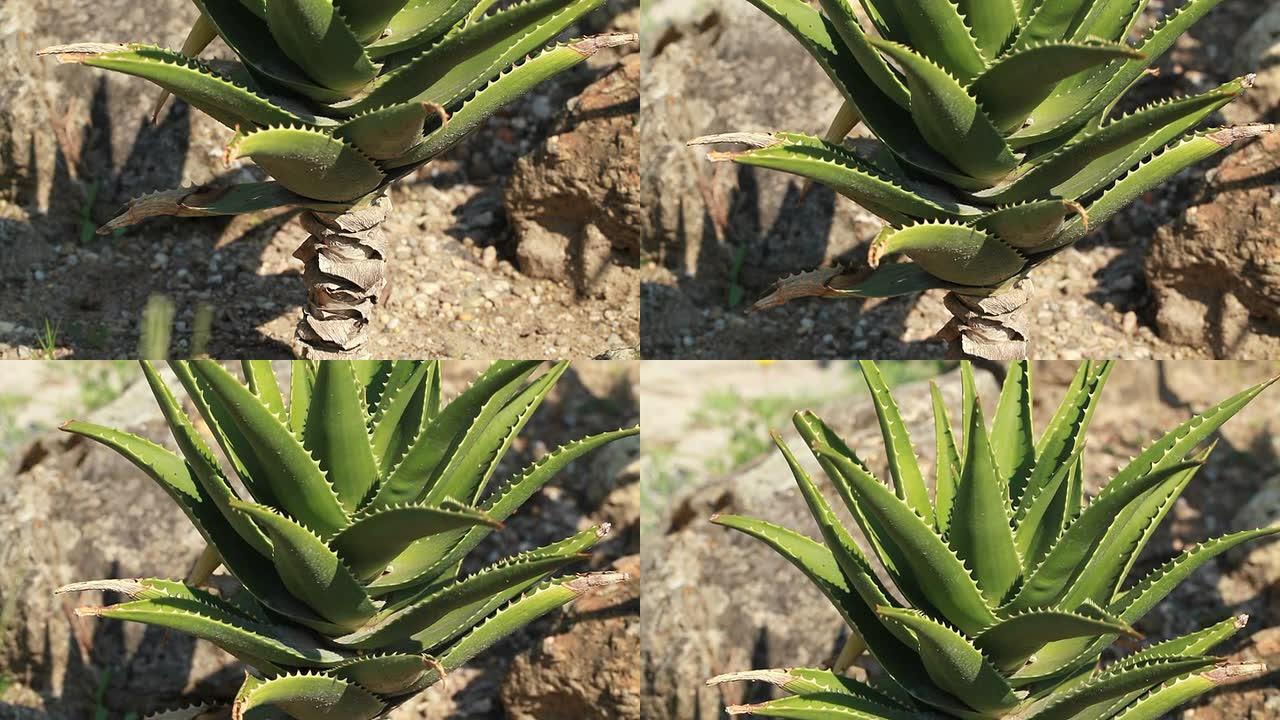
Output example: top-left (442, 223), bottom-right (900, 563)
top-left (0, 0), bottom-right (640, 360)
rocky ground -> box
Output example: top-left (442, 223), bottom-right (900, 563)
top-left (0, 361), bottom-right (640, 719)
top-left (0, 0), bottom-right (640, 360)
top-left (641, 360), bottom-right (1280, 720)
top-left (640, 0), bottom-right (1280, 360)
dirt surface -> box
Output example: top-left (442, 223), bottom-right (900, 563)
top-left (0, 0), bottom-right (639, 360)
top-left (639, 0), bottom-right (1279, 360)
top-left (640, 360), bottom-right (1280, 719)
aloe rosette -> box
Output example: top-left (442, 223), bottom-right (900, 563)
top-left (691, 0), bottom-right (1274, 358)
top-left (58, 360), bottom-right (639, 719)
top-left (711, 360), bottom-right (1276, 719)
top-left (39, 1), bottom-right (634, 357)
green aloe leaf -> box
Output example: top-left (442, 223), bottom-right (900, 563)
top-left (1007, 460), bottom-right (1201, 611)
top-left (336, 102), bottom-right (433, 160)
top-left (709, 667), bottom-right (910, 708)
top-left (79, 596), bottom-right (347, 669)
top-left (876, 606), bottom-right (1022, 715)
top-left (330, 653), bottom-right (435, 696)
top-left (184, 360), bottom-right (349, 537)
top-left (1071, 0), bottom-right (1147, 43)
top-left (870, 222), bottom-right (1026, 287)
top-left (815, 0), bottom-right (911, 107)
top-left (333, 0), bottom-right (412, 43)
top-left (1014, 0), bottom-right (1096, 49)
top-left (859, 361), bottom-right (933, 525)
top-left (957, 0), bottom-right (1019, 58)
top-left (991, 360), bottom-right (1034, 493)
top-left (872, 40), bottom-right (1018, 185)
top-left (726, 692), bottom-right (919, 720)
top-left (39, 44), bottom-right (301, 131)
top-left (241, 361), bottom-right (286, 418)
top-left (303, 361), bottom-right (380, 512)
top-left (265, 0), bottom-right (380, 95)
top-left (951, 398), bottom-right (1022, 604)
top-left (873, 0), bottom-right (988, 81)
top-left (1027, 656), bottom-right (1219, 720)
top-left (930, 382), bottom-right (961, 536)
top-left (230, 126), bottom-right (386, 203)
top-left (814, 446), bottom-right (997, 636)
top-left (231, 500), bottom-right (377, 631)
top-left (330, 503), bottom-right (499, 581)
top-left (974, 608), bottom-right (1138, 673)
top-left (972, 40), bottom-right (1142, 133)
top-left (368, 361), bottom-right (433, 472)
top-left (1106, 667), bottom-right (1265, 720)
top-left (974, 200), bottom-right (1075, 251)
top-left (233, 672), bottom-right (383, 720)
top-left (367, 0), bottom-right (484, 57)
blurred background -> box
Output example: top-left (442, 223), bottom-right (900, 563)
top-left (639, 0), bottom-right (1280, 360)
top-left (0, 360), bottom-right (640, 719)
top-left (641, 360), bottom-right (1280, 719)
top-left (0, 0), bottom-right (640, 360)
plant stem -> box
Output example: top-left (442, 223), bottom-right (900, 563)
top-left (293, 194), bottom-right (392, 359)
top-left (938, 279), bottom-right (1034, 360)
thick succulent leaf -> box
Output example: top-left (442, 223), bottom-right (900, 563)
top-left (1051, 126), bottom-right (1272, 251)
top-left (1016, 361), bottom-right (1110, 517)
top-left (338, 0), bottom-right (602, 116)
top-left (974, 200), bottom-right (1075, 250)
top-left (387, 34), bottom-right (633, 168)
top-left (79, 596), bottom-right (348, 669)
top-left (367, 0), bottom-right (484, 57)
top-left (337, 526), bottom-right (601, 649)
top-left (726, 692), bottom-right (918, 720)
top-left (930, 382), bottom-right (961, 536)
top-left (957, 0), bottom-right (1018, 58)
top-left (951, 399), bottom-right (1022, 604)
top-left (711, 515), bottom-right (970, 714)
top-left (873, 0), bottom-right (988, 81)
top-left (139, 361), bottom-right (273, 558)
top-left (330, 653), bottom-right (435, 696)
top-left (184, 360), bottom-right (348, 536)
top-left (876, 606), bottom-right (1022, 715)
top-left (1106, 667), bottom-right (1265, 720)
top-left (814, 446), bottom-right (997, 636)
top-left (435, 572), bottom-right (627, 675)
top-left (424, 361), bottom-right (569, 506)
top-left (303, 361), bottom-right (379, 511)
top-left (1013, 440), bottom-right (1086, 564)
top-left (978, 78), bottom-right (1251, 206)
top-left (1014, 0), bottom-right (1096, 49)
top-left (58, 578), bottom-right (260, 625)
top-left (1027, 656), bottom-right (1219, 720)
top-left (231, 501), bottom-right (377, 631)
top-left (330, 503), bottom-right (499, 581)
top-left (333, 0), bottom-right (412, 42)
top-left (734, 0), bottom-right (983, 190)
top-left (815, 0), bottom-right (911, 107)
top-left (1013, 0), bottom-right (1230, 146)
top-left (368, 361), bottom-right (433, 472)
top-left (708, 667), bottom-right (910, 708)
top-left (191, 0), bottom-right (348, 103)
top-left (231, 126), bottom-right (386, 203)
top-left (974, 608), bottom-right (1137, 673)
top-left (336, 102), bottom-right (433, 160)
top-left (1113, 526), bottom-right (1280, 622)
top-left (873, 40), bottom-right (1018, 185)
top-left (697, 132), bottom-right (979, 225)
top-left (870, 222), bottom-right (1026, 287)
top-left (241, 361), bottom-right (286, 418)
top-left (1071, 0), bottom-right (1147, 43)
top-left (859, 361), bottom-right (933, 524)
top-left (39, 44), bottom-right (301, 131)
top-left (264, 0), bottom-right (379, 95)
top-left (98, 182), bottom-right (355, 234)
top-left (973, 41), bottom-right (1142, 133)
top-left (371, 361), bottom-right (541, 508)
top-left (991, 360), bottom-right (1034, 493)
top-left (1006, 460), bottom-right (1202, 612)
top-left (289, 361), bottom-right (316, 436)
top-left (150, 12), bottom-right (220, 120)
top-left (233, 672), bottom-right (383, 720)
top-left (1067, 450), bottom-right (1209, 608)
top-left (59, 422), bottom-right (323, 626)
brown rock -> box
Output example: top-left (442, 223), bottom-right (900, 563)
top-left (1145, 132), bottom-right (1280, 358)
top-left (500, 556), bottom-right (640, 720)
top-left (505, 54), bottom-right (640, 298)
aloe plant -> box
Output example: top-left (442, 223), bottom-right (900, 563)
top-left (710, 361), bottom-right (1276, 719)
top-left (58, 360), bottom-right (639, 718)
top-left (40, 2), bottom-right (634, 358)
top-left (690, 0), bottom-right (1273, 359)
